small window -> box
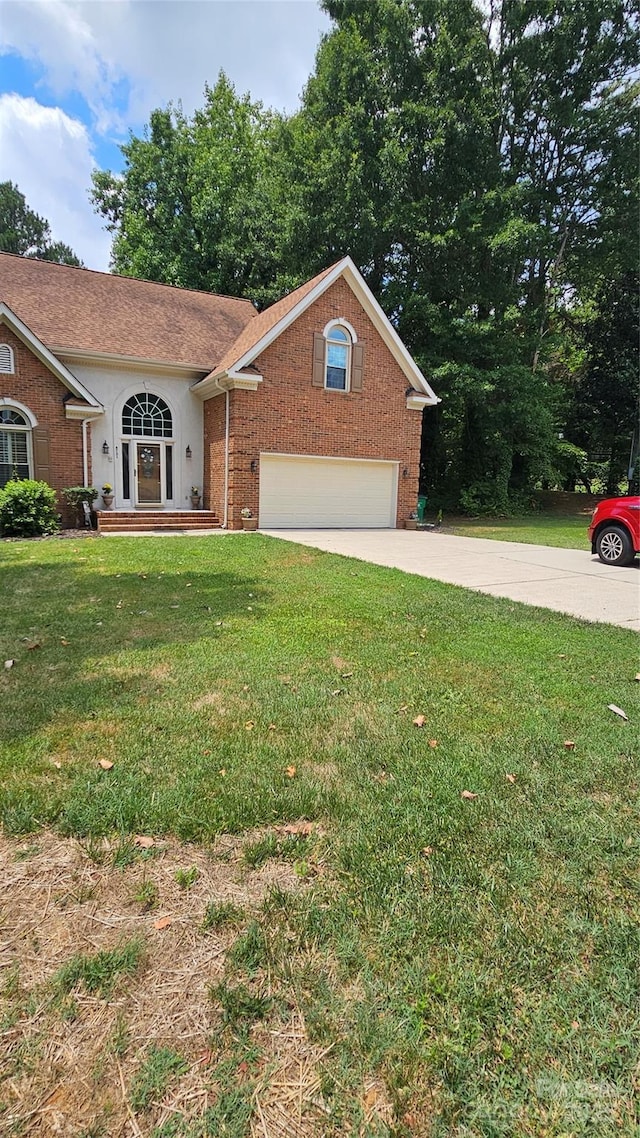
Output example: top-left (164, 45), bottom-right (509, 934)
top-left (325, 325), bottom-right (351, 391)
top-left (0, 344), bottom-right (15, 374)
top-left (0, 406), bottom-right (30, 486)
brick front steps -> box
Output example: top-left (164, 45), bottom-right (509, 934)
top-left (97, 510), bottom-right (221, 534)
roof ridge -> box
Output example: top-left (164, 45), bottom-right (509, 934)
top-left (0, 251), bottom-right (256, 309)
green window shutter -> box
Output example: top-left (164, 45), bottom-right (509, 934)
top-left (312, 332), bottom-right (325, 387)
top-left (32, 427), bottom-right (51, 483)
top-left (351, 343), bottom-right (364, 392)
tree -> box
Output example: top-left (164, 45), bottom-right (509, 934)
top-left (0, 181), bottom-right (82, 265)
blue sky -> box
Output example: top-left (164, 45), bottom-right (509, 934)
top-left (0, 1), bottom-right (330, 269)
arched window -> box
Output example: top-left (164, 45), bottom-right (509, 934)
top-left (0, 344), bottom-right (15, 374)
top-left (122, 393), bottom-right (172, 437)
top-left (0, 406), bottom-right (31, 487)
top-left (325, 324), bottom-right (352, 391)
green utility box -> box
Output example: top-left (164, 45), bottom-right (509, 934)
top-left (417, 495), bottom-right (427, 523)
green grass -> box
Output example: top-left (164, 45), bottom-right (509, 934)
top-left (1, 533), bottom-right (638, 1134)
top-left (129, 1046), bottom-right (188, 1111)
top-left (441, 512), bottom-right (592, 548)
top-left (52, 938), bottom-right (144, 999)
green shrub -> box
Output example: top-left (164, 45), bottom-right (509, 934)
top-left (0, 478), bottom-right (59, 536)
top-left (62, 485), bottom-right (98, 526)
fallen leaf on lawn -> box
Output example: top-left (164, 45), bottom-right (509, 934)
top-left (396, 704), bottom-right (409, 714)
top-left (558, 654), bottom-right (567, 659)
top-left (60, 638), bottom-right (69, 646)
top-left (331, 688), bottom-right (344, 696)
top-left (4, 659), bottom-right (14, 669)
top-left (116, 600), bottom-right (123, 609)
top-left (285, 765), bottom-right (297, 778)
top-left (153, 916), bottom-right (172, 930)
top-left (608, 704), bottom-right (628, 720)
top-left (341, 671), bottom-right (353, 678)
top-left (98, 759), bottom-right (114, 771)
top-left (268, 723), bottom-right (276, 731)
top-left (283, 821), bottom-right (313, 836)
top-left (564, 740), bottom-right (576, 750)
top-left (198, 1049), bottom-right (213, 1066)
top-left (236, 1061), bottom-right (250, 1078)
top-left (134, 835), bottom-right (155, 848)
top-left (245, 720), bottom-right (255, 730)
top-left (51, 760), bottom-right (62, 770)
top-left (461, 790), bottom-right (478, 800)
top-left (202, 749), bottom-right (211, 756)
top-left (428, 739), bottom-right (438, 748)
top-left (364, 1087), bottom-right (379, 1110)
top-left (215, 620), bottom-right (223, 626)
top-left (27, 640), bottom-right (42, 650)
top-left (571, 1020), bottom-right (580, 1030)
top-left (413, 714), bottom-right (426, 727)
top-left (280, 675), bottom-right (291, 684)
top-left (242, 684), bottom-right (250, 691)
top-left (506, 773), bottom-right (516, 784)
top-left (218, 769), bottom-right (227, 777)
top-left (407, 651), bottom-right (418, 657)
top-left (186, 583), bottom-right (192, 588)
top-left (421, 846), bottom-right (433, 856)
top-left (635, 674), bottom-right (640, 682)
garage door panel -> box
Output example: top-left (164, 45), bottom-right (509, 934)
top-left (259, 455), bottom-right (397, 529)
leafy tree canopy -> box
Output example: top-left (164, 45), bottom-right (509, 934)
top-left (0, 181), bottom-right (83, 266)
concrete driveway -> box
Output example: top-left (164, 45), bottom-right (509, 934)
top-left (262, 529), bottom-right (640, 630)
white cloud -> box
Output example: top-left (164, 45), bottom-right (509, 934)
top-left (0, 1), bottom-right (330, 132)
top-left (0, 94), bottom-right (112, 268)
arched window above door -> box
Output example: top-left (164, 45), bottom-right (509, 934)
top-left (122, 393), bottom-right (173, 438)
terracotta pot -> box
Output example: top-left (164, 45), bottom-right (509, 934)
top-left (405, 518), bottom-right (417, 530)
top-left (242, 518), bottom-right (258, 531)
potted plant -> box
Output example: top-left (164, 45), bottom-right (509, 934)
top-left (240, 506), bottom-right (258, 531)
top-left (101, 483), bottom-right (114, 509)
top-left (190, 485), bottom-right (201, 510)
top-left (405, 511), bottom-right (418, 530)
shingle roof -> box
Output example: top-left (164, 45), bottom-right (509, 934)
top-left (0, 253), bottom-right (257, 370)
top-left (214, 262), bottom-right (339, 374)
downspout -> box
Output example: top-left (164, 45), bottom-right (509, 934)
top-left (81, 419), bottom-right (90, 487)
top-left (223, 389), bottom-right (230, 529)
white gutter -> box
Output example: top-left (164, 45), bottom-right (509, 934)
top-left (223, 389), bottom-right (230, 529)
top-left (82, 419), bottom-right (90, 487)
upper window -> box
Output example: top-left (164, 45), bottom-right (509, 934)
top-left (122, 393), bottom-right (172, 438)
top-left (325, 325), bottom-right (352, 391)
top-left (0, 406), bottom-right (30, 487)
top-left (0, 344), bottom-right (15, 374)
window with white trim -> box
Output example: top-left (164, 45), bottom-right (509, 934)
top-left (325, 325), bottom-right (352, 391)
top-left (0, 344), bottom-right (15, 374)
top-left (122, 393), bottom-right (173, 437)
top-left (0, 406), bottom-right (31, 486)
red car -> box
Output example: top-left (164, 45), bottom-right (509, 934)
top-left (588, 496), bottom-right (640, 565)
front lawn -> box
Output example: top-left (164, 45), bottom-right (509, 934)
top-left (440, 513), bottom-right (592, 549)
top-left (1, 534), bottom-right (638, 1136)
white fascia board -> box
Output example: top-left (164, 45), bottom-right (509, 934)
top-left (340, 259), bottom-right (440, 403)
top-left (192, 369), bottom-right (263, 400)
top-left (64, 404), bottom-right (104, 421)
top-left (55, 346), bottom-right (210, 379)
top-left (406, 394), bottom-right (433, 411)
top-left (0, 303), bottom-right (103, 409)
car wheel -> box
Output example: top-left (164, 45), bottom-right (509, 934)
top-left (595, 524), bottom-right (635, 566)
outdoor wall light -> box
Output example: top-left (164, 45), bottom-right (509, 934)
top-left (402, 467), bottom-right (409, 478)
top-left (102, 440), bottom-right (109, 455)
top-left (185, 445), bottom-right (192, 459)
top-left (250, 459), bottom-right (258, 473)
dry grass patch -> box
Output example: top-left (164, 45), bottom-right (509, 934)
top-left (0, 829), bottom-right (345, 1137)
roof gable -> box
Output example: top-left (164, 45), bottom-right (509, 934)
top-left (0, 303), bottom-right (103, 411)
top-left (200, 257), bottom-right (439, 403)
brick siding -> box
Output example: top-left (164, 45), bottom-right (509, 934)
top-left (0, 326), bottom-right (86, 526)
top-left (204, 277), bottom-right (423, 528)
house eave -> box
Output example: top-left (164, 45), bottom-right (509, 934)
top-left (0, 303), bottom-right (103, 409)
top-left (54, 346), bottom-right (210, 380)
top-left (192, 369), bottom-right (263, 400)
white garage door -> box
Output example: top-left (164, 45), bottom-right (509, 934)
top-left (259, 454), bottom-right (398, 528)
